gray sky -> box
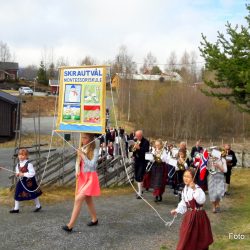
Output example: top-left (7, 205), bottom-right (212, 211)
top-left (1, 0), bottom-right (248, 68)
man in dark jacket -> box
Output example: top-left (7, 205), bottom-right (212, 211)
top-left (132, 130), bottom-right (149, 199)
top-left (191, 140), bottom-right (203, 158)
top-left (224, 144), bottom-right (237, 195)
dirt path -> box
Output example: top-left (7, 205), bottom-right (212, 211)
top-left (0, 189), bottom-right (182, 250)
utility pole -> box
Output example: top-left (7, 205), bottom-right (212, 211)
top-left (128, 78), bottom-right (131, 122)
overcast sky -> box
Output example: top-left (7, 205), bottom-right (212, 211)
top-left (1, 0), bottom-right (248, 68)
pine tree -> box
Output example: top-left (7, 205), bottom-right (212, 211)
top-left (37, 61), bottom-right (48, 84)
top-left (199, 4), bottom-right (250, 112)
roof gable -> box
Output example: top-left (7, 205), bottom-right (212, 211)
top-left (0, 90), bottom-right (20, 104)
top-left (0, 62), bottom-right (19, 70)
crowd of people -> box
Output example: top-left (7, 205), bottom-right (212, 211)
top-left (129, 130), bottom-right (237, 249)
top-left (8, 129), bottom-right (238, 249)
top-left (97, 128), bottom-right (238, 213)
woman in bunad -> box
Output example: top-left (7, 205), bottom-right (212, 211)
top-left (173, 149), bottom-right (191, 199)
top-left (171, 168), bottom-right (213, 250)
top-left (207, 149), bottom-right (227, 213)
top-left (150, 139), bottom-right (168, 202)
top-left (143, 140), bottom-right (155, 191)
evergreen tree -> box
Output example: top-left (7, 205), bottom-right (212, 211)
top-left (199, 4), bottom-right (250, 112)
top-left (37, 61), bottom-right (48, 84)
top-left (151, 65), bottom-right (162, 75)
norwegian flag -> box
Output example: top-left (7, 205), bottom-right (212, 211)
top-left (199, 149), bottom-right (209, 181)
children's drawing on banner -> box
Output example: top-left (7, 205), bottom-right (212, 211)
top-left (62, 105), bottom-right (81, 122)
top-left (84, 85), bottom-right (101, 104)
top-left (83, 105), bottom-right (101, 124)
top-left (64, 84), bottom-right (81, 103)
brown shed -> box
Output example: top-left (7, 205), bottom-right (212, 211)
top-left (0, 62), bottom-right (19, 81)
top-left (0, 91), bottom-right (21, 139)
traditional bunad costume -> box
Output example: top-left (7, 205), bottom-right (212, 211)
top-left (175, 185), bottom-right (213, 250)
top-left (149, 147), bottom-right (168, 201)
top-left (207, 157), bottom-right (227, 203)
top-left (11, 160), bottom-right (42, 212)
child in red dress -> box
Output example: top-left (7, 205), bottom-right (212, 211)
top-left (171, 169), bottom-right (213, 250)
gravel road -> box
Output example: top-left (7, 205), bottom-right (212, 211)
top-left (0, 190), bottom-right (181, 250)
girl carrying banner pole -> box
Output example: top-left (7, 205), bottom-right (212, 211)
top-left (62, 133), bottom-right (100, 232)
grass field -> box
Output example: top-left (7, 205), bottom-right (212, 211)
top-left (208, 168), bottom-right (250, 250)
top-left (0, 133), bottom-right (64, 148)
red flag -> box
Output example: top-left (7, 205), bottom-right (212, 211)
top-left (199, 149), bottom-right (209, 181)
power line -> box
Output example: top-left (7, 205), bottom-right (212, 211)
top-left (133, 61), bottom-right (205, 66)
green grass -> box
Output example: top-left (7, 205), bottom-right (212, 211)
top-left (1, 89), bottom-right (19, 94)
top-left (0, 184), bottom-right (134, 206)
top-left (209, 168), bottom-right (250, 249)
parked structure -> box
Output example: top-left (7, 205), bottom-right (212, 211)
top-left (0, 91), bottom-right (20, 139)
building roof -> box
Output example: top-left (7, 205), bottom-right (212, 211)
top-left (0, 90), bottom-right (20, 104)
top-left (49, 79), bottom-right (59, 86)
top-left (0, 62), bottom-right (19, 70)
top-left (117, 72), bottom-right (182, 82)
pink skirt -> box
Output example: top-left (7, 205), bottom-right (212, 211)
top-left (77, 171), bottom-right (101, 196)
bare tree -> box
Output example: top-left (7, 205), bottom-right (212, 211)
top-left (112, 45), bottom-right (136, 76)
top-left (179, 50), bottom-right (191, 84)
top-left (0, 41), bottom-right (11, 62)
top-left (190, 50), bottom-right (198, 83)
top-left (165, 51), bottom-right (178, 72)
top-left (140, 52), bottom-right (157, 74)
top-left (80, 56), bottom-right (95, 65)
top-left (56, 56), bottom-right (69, 68)
top-left (19, 65), bottom-right (38, 81)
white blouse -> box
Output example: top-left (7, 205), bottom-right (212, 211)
top-left (151, 148), bottom-right (168, 163)
top-left (175, 185), bottom-right (206, 214)
top-left (15, 160), bottom-right (35, 178)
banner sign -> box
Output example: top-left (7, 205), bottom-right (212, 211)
top-left (56, 66), bottom-right (107, 134)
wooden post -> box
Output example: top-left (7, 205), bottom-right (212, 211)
top-left (12, 98), bottom-right (21, 188)
top-left (33, 113), bottom-right (39, 181)
top-left (242, 150), bottom-right (245, 168)
top-left (38, 105), bottom-right (41, 182)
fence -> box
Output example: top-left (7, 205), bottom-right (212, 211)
top-left (9, 149), bottom-right (135, 189)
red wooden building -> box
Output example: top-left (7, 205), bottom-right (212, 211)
top-left (0, 62), bottom-right (19, 81)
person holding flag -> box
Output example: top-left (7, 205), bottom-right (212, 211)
top-left (192, 149), bottom-right (209, 192)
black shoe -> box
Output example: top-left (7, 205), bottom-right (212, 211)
top-left (224, 192), bottom-right (230, 196)
top-left (87, 220), bottom-right (98, 226)
top-left (33, 206), bottom-right (42, 212)
top-left (136, 195), bottom-right (142, 199)
top-left (9, 209), bottom-right (19, 213)
top-left (62, 225), bottom-right (73, 232)
top-left (173, 190), bottom-right (178, 196)
top-left (154, 196), bottom-right (158, 202)
top-left (158, 195), bottom-right (162, 202)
